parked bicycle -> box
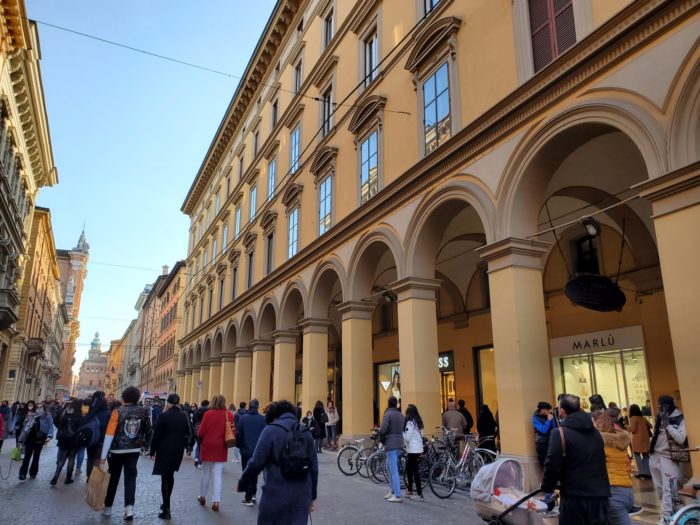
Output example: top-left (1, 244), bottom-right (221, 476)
top-left (336, 428), bottom-right (381, 477)
top-left (428, 433), bottom-right (485, 498)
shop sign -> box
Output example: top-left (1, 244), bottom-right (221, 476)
top-left (549, 325), bottom-right (644, 358)
top-left (438, 351), bottom-right (454, 372)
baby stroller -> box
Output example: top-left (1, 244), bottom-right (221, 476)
top-left (470, 458), bottom-right (558, 525)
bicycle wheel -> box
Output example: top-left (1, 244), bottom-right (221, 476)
top-left (356, 448), bottom-right (372, 478)
top-left (368, 451), bottom-right (387, 484)
top-left (475, 448), bottom-right (497, 465)
top-left (336, 445), bottom-right (360, 476)
top-left (428, 461), bottom-right (456, 499)
top-left (671, 505), bottom-right (700, 525)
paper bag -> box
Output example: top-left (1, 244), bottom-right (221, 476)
top-left (85, 467), bottom-right (109, 511)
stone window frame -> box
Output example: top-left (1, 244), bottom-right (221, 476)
top-left (349, 96), bottom-right (386, 206)
top-left (512, 0), bottom-right (593, 84)
top-left (261, 209), bottom-right (278, 276)
top-left (281, 183), bottom-right (303, 260)
top-left (358, 16), bottom-right (381, 90)
top-left (310, 145), bottom-right (338, 236)
top-left (405, 16), bottom-right (463, 159)
top-left (321, 0), bottom-right (336, 51)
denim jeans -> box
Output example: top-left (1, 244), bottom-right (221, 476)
top-left (608, 486), bottom-right (634, 525)
top-left (386, 449), bottom-right (401, 497)
top-left (634, 452), bottom-right (651, 477)
top-left (75, 446), bottom-right (85, 470)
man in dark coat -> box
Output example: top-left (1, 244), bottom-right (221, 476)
top-left (150, 394), bottom-right (192, 520)
top-left (238, 400), bottom-right (318, 525)
top-left (238, 399), bottom-right (266, 506)
top-left (192, 400), bottom-right (209, 467)
top-left (541, 394), bottom-right (610, 525)
top-left (457, 399), bottom-right (474, 434)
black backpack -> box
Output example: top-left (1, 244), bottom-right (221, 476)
top-left (273, 422), bottom-right (314, 479)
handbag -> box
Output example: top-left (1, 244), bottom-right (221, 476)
top-left (10, 447), bottom-right (21, 461)
top-left (666, 428), bottom-right (690, 463)
top-left (224, 412), bottom-right (236, 448)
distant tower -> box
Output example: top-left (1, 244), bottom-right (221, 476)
top-left (89, 331), bottom-right (101, 357)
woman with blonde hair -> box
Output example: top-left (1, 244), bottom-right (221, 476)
top-left (196, 395), bottom-right (234, 512)
top-left (592, 410), bottom-right (634, 525)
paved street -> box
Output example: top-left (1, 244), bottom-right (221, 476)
top-left (0, 442), bottom-right (482, 525)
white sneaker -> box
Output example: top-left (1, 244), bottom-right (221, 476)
top-left (124, 505), bottom-right (134, 521)
top-left (384, 492), bottom-right (394, 500)
top-left (387, 495), bottom-right (402, 503)
top-left (101, 506), bottom-right (112, 517)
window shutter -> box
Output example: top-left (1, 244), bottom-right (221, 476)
top-left (553, 0), bottom-right (576, 56)
top-left (529, 0), bottom-right (553, 73)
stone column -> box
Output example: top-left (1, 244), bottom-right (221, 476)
top-left (637, 162), bottom-right (700, 474)
top-left (182, 369), bottom-right (192, 403)
top-left (477, 237), bottom-right (551, 489)
top-left (272, 330), bottom-right (297, 401)
top-left (176, 370), bottom-right (185, 397)
top-left (233, 347), bottom-right (252, 405)
top-left (199, 362), bottom-right (211, 404)
top-left (208, 357), bottom-right (222, 399)
top-left (393, 278), bottom-right (442, 431)
top-left (301, 318), bottom-right (330, 415)
top-left (339, 301), bottom-right (375, 440)
top-left (251, 339), bottom-right (273, 406)
top-left (190, 365), bottom-right (201, 405)
top-left (219, 352), bottom-right (236, 404)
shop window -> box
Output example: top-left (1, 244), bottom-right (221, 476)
top-left (573, 235), bottom-right (599, 274)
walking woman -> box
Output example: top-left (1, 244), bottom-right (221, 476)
top-left (51, 398), bottom-right (83, 485)
top-left (477, 404), bottom-right (498, 452)
top-left (12, 402), bottom-right (27, 448)
top-left (18, 400), bottom-right (54, 481)
top-left (312, 400), bottom-right (326, 453)
top-left (150, 394), bottom-right (192, 520)
top-left (196, 394), bottom-right (233, 512)
top-left (403, 404), bottom-right (424, 501)
top-left (85, 391), bottom-right (111, 480)
top-left (325, 400), bottom-right (340, 450)
top-left (628, 404), bottom-right (652, 479)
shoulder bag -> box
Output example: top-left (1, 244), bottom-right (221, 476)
top-left (224, 411), bottom-right (236, 448)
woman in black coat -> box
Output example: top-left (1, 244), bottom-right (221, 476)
top-left (477, 404), bottom-right (498, 452)
top-left (150, 394), bottom-right (192, 520)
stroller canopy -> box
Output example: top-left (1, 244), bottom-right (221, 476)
top-left (470, 458), bottom-right (524, 502)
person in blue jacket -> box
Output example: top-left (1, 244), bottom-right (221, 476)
top-left (238, 400), bottom-right (318, 525)
top-left (533, 401), bottom-right (555, 469)
top-left (237, 399), bottom-right (267, 506)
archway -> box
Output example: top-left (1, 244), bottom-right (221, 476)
top-left (277, 285), bottom-right (306, 406)
top-left (253, 301), bottom-right (277, 405)
top-left (234, 315), bottom-right (256, 405)
top-left (220, 323), bottom-right (238, 404)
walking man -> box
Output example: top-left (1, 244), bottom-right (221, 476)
top-left (380, 395), bottom-right (405, 503)
top-left (541, 394), bottom-right (610, 525)
top-left (238, 399), bottom-right (266, 507)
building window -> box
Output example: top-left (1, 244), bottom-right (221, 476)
top-left (199, 296), bottom-right (204, 324)
top-left (529, 0), bottom-right (576, 73)
top-left (573, 236), bottom-right (599, 275)
top-left (222, 223), bottom-right (229, 250)
top-left (232, 266), bottom-right (238, 300)
top-left (360, 131), bottom-right (379, 204)
top-left (218, 278), bottom-right (225, 310)
top-left (208, 288), bottom-right (213, 317)
top-left (364, 30), bottom-right (379, 86)
top-left (249, 184), bottom-right (257, 221)
top-left (247, 252), bottom-right (254, 289)
top-left (238, 153), bottom-right (245, 180)
top-left (423, 62), bottom-right (451, 154)
top-left (294, 60), bottom-right (303, 93)
top-left (206, 206), bottom-right (211, 228)
top-left (253, 130), bottom-right (260, 157)
top-left (321, 86), bottom-right (333, 137)
top-left (272, 99), bottom-right (278, 128)
top-left (323, 9), bottom-right (334, 48)
top-left (319, 175), bottom-right (332, 235)
top-left (226, 175), bottom-right (231, 196)
top-left (288, 207), bottom-right (299, 258)
top-left (202, 249), bottom-right (208, 269)
top-left (267, 157), bottom-right (276, 199)
top-left (198, 221), bottom-right (203, 241)
top-left (215, 192), bottom-right (220, 215)
top-left (266, 233), bottom-right (274, 275)
top-left (424, 0), bottom-right (441, 15)
top-left (290, 124), bottom-right (301, 173)
top-left (212, 238), bottom-right (218, 262)
top-left (234, 205), bottom-right (242, 238)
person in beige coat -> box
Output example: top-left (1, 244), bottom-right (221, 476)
top-left (628, 404), bottom-right (652, 479)
top-left (442, 401), bottom-right (467, 433)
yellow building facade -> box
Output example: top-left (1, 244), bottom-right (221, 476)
top-left (179, 0), bottom-right (700, 483)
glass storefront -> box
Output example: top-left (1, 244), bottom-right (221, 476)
top-left (553, 348), bottom-right (649, 410)
top-left (475, 347), bottom-right (498, 413)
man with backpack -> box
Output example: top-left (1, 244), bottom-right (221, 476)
top-left (100, 386), bottom-right (151, 521)
top-left (237, 399), bottom-right (266, 507)
top-left (238, 400), bottom-right (318, 525)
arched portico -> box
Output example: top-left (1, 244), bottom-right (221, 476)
top-left (220, 322), bottom-right (238, 405)
top-left (251, 300), bottom-right (277, 405)
top-left (208, 331), bottom-right (224, 400)
top-left (233, 315), bottom-right (255, 405)
top-left (273, 284), bottom-right (306, 403)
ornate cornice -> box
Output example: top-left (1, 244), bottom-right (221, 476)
top-left (309, 145), bottom-right (338, 176)
top-left (281, 182), bottom-right (303, 209)
top-left (404, 16), bottom-right (462, 73)
top-left (348, 95), bottom-right (386, 134)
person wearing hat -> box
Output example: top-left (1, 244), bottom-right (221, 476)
top-left (532, 401), bottom-right (555, 469)
top-left (149, 394), bottom-right (193, 520)
top-left (649, 395), bottom-right (688, 524)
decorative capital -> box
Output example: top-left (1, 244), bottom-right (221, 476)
top-left (391, 277), bottom-right (441, 302)
top-left (251, 339), bottom-right (274, 352)
top-left (299, 317), bottom-right (331, 334)
top-left (337, 300), bottom-right (376, 321)
top-left (272, 329), bottom-right (298, 344)
top-left (476, 237), bottom-right (550, 272)
top-left (633, 161), bottom-right (700, 219)
top-left (234, 346), bottom-right (253, 358)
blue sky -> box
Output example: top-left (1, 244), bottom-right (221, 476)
top-left (26, 1), bottom-right (276, 374)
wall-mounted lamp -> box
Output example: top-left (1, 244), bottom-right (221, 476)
top-left (581, 217), bottom-right (602, 237)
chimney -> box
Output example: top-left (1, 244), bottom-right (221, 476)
top-left (162, 265), bottom-right (169, 275)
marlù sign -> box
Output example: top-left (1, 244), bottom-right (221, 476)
top-left (549, 325), bottom-right (644, 358)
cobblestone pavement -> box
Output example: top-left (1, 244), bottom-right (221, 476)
top-left (0, 442), bottom-right (482, 525)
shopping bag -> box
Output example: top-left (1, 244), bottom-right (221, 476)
top-left (10, 447), bottom-right (21, 461)
top-left (85, 467), bottom-right (109, 511)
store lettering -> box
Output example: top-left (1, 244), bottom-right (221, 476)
top-left (438, 356), bottom-right (450, 369)
top-left (572, 334), bottom-right (616, 351)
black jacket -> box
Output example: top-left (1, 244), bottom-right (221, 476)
top-left (541, 411), bottom-right (610, 498)
top-left (192, 407), bottom-right (208, 429)
top-left (55, 407), bottom-right (83, 448)
top-left (150, 406), bottom-right (191, 475)
top-left (458, 407), bottom-right (474, 433)
top-left (237, 409), bottom-right (266, 457)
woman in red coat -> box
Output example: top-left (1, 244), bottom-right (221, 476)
top-left (196, 395), bottom-right (233, 511)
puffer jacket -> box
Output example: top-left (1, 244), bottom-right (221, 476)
top-left (599, 429), bottom-right (632, 488)
top-left (403, 419), bottom-right (424, 454)
top-left (379, 407), bottom-right (405, 451)
top-left (533, 412), bottom-right (554, 445)
top-left (101, 404), bottom-right (151, 459)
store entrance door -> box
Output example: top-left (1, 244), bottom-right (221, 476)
top-left (474, 346), bottom-right (498, 413)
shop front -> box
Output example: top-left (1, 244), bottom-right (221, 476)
top-left (550, 326), bottom-right (651, 411)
